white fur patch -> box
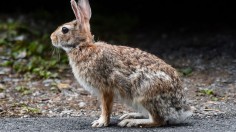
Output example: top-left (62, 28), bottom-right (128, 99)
top-left (153, 71), bottom-right (171, 81)
top-left (62, 47), bottom-right (73, 52)
top-left (69, 60), bottom-right (100, 96)
top-left (132, 70), bottom-right (171, 81)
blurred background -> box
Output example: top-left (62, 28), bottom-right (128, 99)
top-left (0, 0), bottom-right (236, 117)
top-left (1, 0), bottom-right (236, 55)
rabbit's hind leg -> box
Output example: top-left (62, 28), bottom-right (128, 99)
top-left (118, 113), bottom-right (165, 127)
top-left (119, 113), bottom-right (146, 120)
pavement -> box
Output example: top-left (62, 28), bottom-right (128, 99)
top-left (1, 116), bottom-right (236, 132)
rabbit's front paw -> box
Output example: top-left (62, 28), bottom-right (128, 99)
top-left (91, 117), bottom-right (109, 127)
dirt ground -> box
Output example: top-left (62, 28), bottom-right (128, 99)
top-left (0, 25), bottom-right (236, 119)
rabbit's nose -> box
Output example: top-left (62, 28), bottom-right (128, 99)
top-left (50, 33), bottom-right (58, 46)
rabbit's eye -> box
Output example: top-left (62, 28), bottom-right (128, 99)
top-left (62, 27), bottom-right (69, 34)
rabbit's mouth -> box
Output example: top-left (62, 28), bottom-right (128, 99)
top-left (51, 41), bottom-right (60, 48)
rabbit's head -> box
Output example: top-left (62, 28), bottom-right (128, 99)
top-left (50, 0), bottom-right (92, 52)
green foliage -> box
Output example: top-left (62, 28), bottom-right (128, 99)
top-left (0, 61), bottom-right (13, 67)
top-left (0, 38), bottom-right (7, 45)
top-left (179, 67), bottom-right (193, 76)
top-left (0, 19), bottom-right (67, 79)
top-left (198, 89), bottom-right (219, 101)
top-left (200, 89), bottom-right (214, 95)
top-left (15, 86), bottom-right (32, 95)
top-left (12, 103), bottom-right (41, 115)
top-left (211, 97), bottom-right (219, 101)
top-left (22, 106), bottom-right (41, 114)
top-left (0, 88), bottom-right (4, 93)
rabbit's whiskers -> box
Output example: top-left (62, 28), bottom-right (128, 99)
top-left (51, 46), bottom-right (56, 56)
top-left (55, 48), bottom-right (61, 61)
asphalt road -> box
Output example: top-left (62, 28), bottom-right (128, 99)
top-left (0, 116), bottom-right (236, 132)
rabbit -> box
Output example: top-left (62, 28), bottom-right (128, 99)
top-left (50, 0), bottom-right (193, 128)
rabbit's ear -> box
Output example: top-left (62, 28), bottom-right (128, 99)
top-left (78, 0), bottom-right (92, 21)
top-left (71, 0), bottom-right (82, 23)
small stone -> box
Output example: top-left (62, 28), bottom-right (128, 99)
top-left (32, 91), bottom-right (41, 96)
top-left (0, 93), bottom-right (6, 99)
top-left (0, 84), bottom-right (4, 89)
top-left (14, 35), bottom-right (26, 41)
top-left (60, 109), bottom-right (73, 116)
top-left (43, 79), bottom-right (54, 84)
top-left (23, 115), bottom-right (30, 118)
top-left (0, 68), bottom-right (11, 75)
top-left (12, 79), bottom-right (20, 82)
top-left (71, 112), bottom-right (82, 117)
top-left (15, 50), bottom-right (27, 59)
top-left (79, 102), bottom-right (86, 108)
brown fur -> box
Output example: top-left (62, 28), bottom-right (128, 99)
top-left (50, 0), bottom-right (192, 128)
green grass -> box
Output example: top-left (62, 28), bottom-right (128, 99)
top-left (198, 89), bottom-right (220, 101)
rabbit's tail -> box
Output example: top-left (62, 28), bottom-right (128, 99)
top-left (165, 105), bottom-right (194, 124)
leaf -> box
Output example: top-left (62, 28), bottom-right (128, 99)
top-left (0, 39), bottom-right (7, 45)
top-left (22, 106), bottom-right (41, 114)
top-left (199, 89), bottom-right (214, 95)
top-left (0, 61), bottom-right (13, 67)
top-left (0, 88), bottom-right (4, 93)
top-left (211, 97), bottom-right (219, 101)
top-left (179, 67), bottom-right (193, 76)
top-left (50, 87), bottom-right (61, 93)
top-left (15, 86), bottom-right (23, 92)
top-left (22, 90), bottom-right (32, 95)
top-left (15, 86), bottom-right (32, 95)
